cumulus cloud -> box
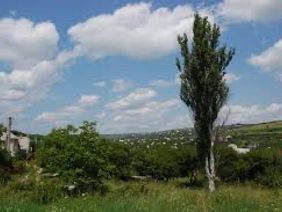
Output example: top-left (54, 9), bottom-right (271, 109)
top-left (101, 86), bottom-right (188, 133)
top-left (112, 78), bottom-right (132, 92)
top-left (224, 73), bottom-right (239, 84)
top-left (106, 88), bottom-right (157, 110)
top-left (122, 99), bottom-right (179, 116)
top-left (0, 18), bottom-right (59, 68)
top-left (0, 17), bottom-right (78, 119)
top-left (104, 98), bottom-right (183, 133)
top-left (0, 17), bottom-right (59, 113)
top-left (248, 39), bottom-right (282, 70)
top-left (218, 0), bottom-right (282, 23)
top-left (149, 79), bottom-right (175, 87)
top-left (35, 94), bottom-right (99, 124)
top-left (68, 2), bottom-right (214, 60)
top-left (220, 103), bottom-right (281, 124)
top-left (78, 95), bottom-right (100, 107)
top-left (0, 59), bottom-right (58, 118)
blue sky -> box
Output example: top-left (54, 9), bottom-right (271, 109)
top-left (0, 0), bottom-right (282, 134)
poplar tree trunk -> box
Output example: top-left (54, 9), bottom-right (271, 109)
top-left (205, 141), bottom-right (215, 192)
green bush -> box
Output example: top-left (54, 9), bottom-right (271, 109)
top-left (15, 149), bottom-right (27, 161)
top-left (215, 145), bottom-right (249, 183)
top-left (109, 142), bottom-right (133, 179)
top-left (216, 145), bottom-right (282, 188)
top-left (246, 148), bottom-right (282, 188)
top-left (0, 170), bottom-right (11, 185)
top-left (0, 149), bottom-right (12, 167)
top-left (36, 121), bottom-right (112, 192)
top-left (13, 160), bottom-right (26, 174)
top-left (129, 144), bottom-right (198, 181)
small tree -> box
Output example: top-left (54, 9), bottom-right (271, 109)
top-left (36, 121), bottom-right (111, 192)
top-left (0, 124), bottom-right (4, 136)
top-left (176, 14), bottom-right (235, 192)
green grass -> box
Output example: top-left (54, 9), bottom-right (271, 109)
top-left (226, 121), bottom-right (282, 147)
top-left (232, 121), bottom-right (282, 133)
top-left (0, 180), bottom-right (281, 212)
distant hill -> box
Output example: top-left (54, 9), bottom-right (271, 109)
top-left (103, 120), bottom-right (282, 147)
top-left (2, 120), bottom-right (282, 147)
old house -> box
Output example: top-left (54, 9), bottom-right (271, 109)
top-left (0, 131), bottom-right (31, 156)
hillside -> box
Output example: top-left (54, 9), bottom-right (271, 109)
top-left (228, 121), bottom-right (282, 147)
top-left (2, 120), bottom-right (282, 148)
top-left (103, 120), bottom-right (282, 147)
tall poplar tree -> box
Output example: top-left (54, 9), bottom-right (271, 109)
top-left (176, 14), bottom-right (235, 192)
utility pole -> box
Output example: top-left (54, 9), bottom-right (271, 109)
top-left (6, 117), bottom-right (12, 152)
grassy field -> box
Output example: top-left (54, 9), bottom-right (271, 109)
top-left (227, 121), bottom-right (282, 147)
top-left (0, 180), bottom-right (281, 212)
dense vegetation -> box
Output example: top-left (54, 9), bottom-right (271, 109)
top-left (0, 120), bottom-right (282, 211)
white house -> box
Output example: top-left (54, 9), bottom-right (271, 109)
top-left (0, 131), bottom-right (31, 156)
top-left (228, 144), bottom-right (250, 154)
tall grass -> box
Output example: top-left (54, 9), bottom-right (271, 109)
top-left (0, 180), bottom-right (281, 212)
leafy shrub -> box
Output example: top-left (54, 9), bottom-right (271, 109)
top-left (256, 166), bottom-right (282, 188)
top-left (36, 121), bottom-right (111, 192)
top-left (215, 145), bottom-right (249, 183)
top-left (0, 149), bottom-right (12, 185)
top-left (13, 160), bottom-right (26, 173)
top-left (0, 149), bottom-right (12, 167)
top-left (246, 148), bottom-right (282, 188)
top-left (109, 142), bottom-right (133, 179)
top-left (0, 170), bottom-right (11, 185)
top-left (129, 143), bottom-right (198, 181)
top-left (15, 149), bottom-right (27, 160)
top-left (216, 145), bottom-right (282, 188)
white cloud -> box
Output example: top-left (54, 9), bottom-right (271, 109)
top-left (93, 81), bottom-right (106, 88)
top-left (102, 86), bottom-right (188, 133)
top-left (104, 98), bottom-right (184, 133)
top-left (224, 73), bottom-right (239, 84)
top-left (68, 2), bottom-right (214, 60)
top-left (0, 17), bottom-right (83, 121)
top-left (0, 60), bottom-right (58, 118)
top-left (123, 99), bottom-right (179, 116)
top-left (107, 88), bottom-right (157, 110)
top-left (35, 94), bottom-right (99, 124)
top-left (218, 0), bottom-right (282, 23)
top-left (248, 39), bottom-right (282, 70)
top-left (149, 79), bottom-right (175, 87)
top-left (0, 17), bottom-right (62, 120)
top-left (220, 103), bottom-right (281, 124)
top-left (0, 18), bottom-right (59, 68)
top-left (78, 95), bottom-right (100, 107)
top-left (112, 78), bottom-right (132, 92)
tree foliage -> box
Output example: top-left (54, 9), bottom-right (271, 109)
top-left (176, 13), bottom-right (235, 160)
top-left (215, 145), bottom-right (282, 188)
top-left (36, 121), bottom-right (111, 191)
